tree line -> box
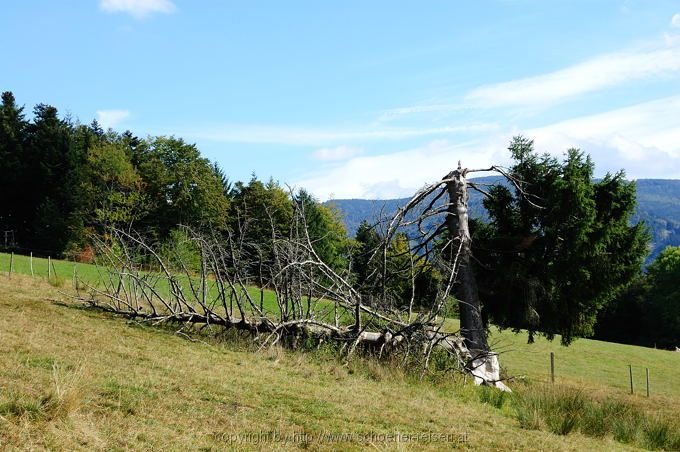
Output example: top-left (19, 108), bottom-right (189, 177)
top-left (0, 92), bottom-right (343, 259)
top-left (0, 91), bottom-right (223, 256)
top-left (594, 245), bottom-right (680, 349)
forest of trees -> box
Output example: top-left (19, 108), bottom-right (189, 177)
top-left (1, 91), bottom-right (677, 348)
top-left (0, 91), bottom-right (224, 256)
top-left (0, 91), bottom-right (439, 310)
top-left (594, 245), bottom-right (680, 349)
top-left (0, 91), bottom-right (349, 263)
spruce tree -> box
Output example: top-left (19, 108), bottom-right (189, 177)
top-left (473, 137), bottom-right (649, 344)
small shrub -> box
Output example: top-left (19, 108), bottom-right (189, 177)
top-left (546, 410), bottom-right (579, 436)
top-left (159, 228), bottom-right (201, 273)
top-left (478, 385), bottom-right (508, 409)
top-left (512, 391), bottom-right (542, 430)
top-left (643, 417), bottom-right (680, 451)
top-left (612, 413), bottom-right (642, 444)
top-left (580, 398), bottom-right (632, 438)
top-left (515, 405), bottom-right (541, 430)
top-left (544, 389), bottom-right (585, 435)
top-left (0, 396), bottom-right (44, 420)
top-left (48, 275), bottom-right (66, 288)
top-left (509, 385), bottom-right (680, 449)
top-left (428, 347), bottom-right (459, 373)
top-left (75, 244), bottom-right (96, 263)
top-left (512, 386), bottom-right (592, 435)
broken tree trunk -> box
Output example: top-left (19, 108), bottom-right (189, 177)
top-left (445, 163), bottom-right (489, 353)
top-left (445, 163), bottom-right (508, 391)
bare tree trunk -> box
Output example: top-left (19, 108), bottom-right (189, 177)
top-left (445, 164), bottom-right (489, 354)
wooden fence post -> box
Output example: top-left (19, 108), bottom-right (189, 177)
top-left (629, 365), bottom-right (634, 395)
top-left (550, 352), bottom-right (555, 384)
top-left (48, 256), bottom-right (51, 280)
top-left (30, 252), bottom-right (34, 277)
top-left (9, 252), bottom-right (14, 278)
top-left (646, 368), bottom-right (650, 397)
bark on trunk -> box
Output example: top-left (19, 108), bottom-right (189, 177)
top-left (445, 165), bottom-right (490, 355)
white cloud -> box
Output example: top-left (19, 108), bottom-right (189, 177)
top-left (185, 123), bottom-right (497, 146)
top-left (297, 139), bottom-right (507, 200)
top-left (96, 109), bottom-right (130, 129)
top-left (180, 34), bottom-right (680, 160)
top-left (375, 103), bottom-right (465, 124)
top-left (672, 13), bottom-right (680, 28)
top-left (312, 145), bottom-right (362, 161)
top-left (373, 38), bottom-right (680, 123)
top-left (176, 26), bottom-right (680, 201)
top-left (525, 96), bottom-right (680, 177)
top-left (297, 96), bottom-right (680, 200)
top-left (465, 43), bottom-right (680, 108)
top-left (100, 0), bottom-right (176, 19)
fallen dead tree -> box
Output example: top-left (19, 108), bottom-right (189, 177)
top-left (78, 167), bottom-right (513, 390)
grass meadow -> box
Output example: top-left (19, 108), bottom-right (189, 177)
top-left (1, 252), bottom-right (679, 450)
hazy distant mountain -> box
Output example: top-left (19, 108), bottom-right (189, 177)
top-left (632, 180), bottom-right (680, 261)
top-left (326, 178), bottom-right (680, 263)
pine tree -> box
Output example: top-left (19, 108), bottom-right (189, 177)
top-left (295, 189), bottom-right (350, 272)
top-left (0, 92), bottom-right (27, 240)
top-left (473, 137), bottom-right (649, 344)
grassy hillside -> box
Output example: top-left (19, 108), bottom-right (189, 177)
top-left (0, 252), bottom-right (349, 324)
top-left (0, 274), bottom-right (633, 451)
top-left (2, 252), bottom-right (677, 399)
top-left (1, 253), bottom-right (679, 449)
top-left (440, 318), bottom-right (680, 400)
top-left (0, 252), bottom-right (101, 286)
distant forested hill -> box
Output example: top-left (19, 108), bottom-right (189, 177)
top-left (326, 178), bottom-right (680, 263)
top-left (632, 180), bottom-right (680, 261)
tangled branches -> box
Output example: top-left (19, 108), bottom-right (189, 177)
top-left (78, 179), bottom-right (510, 390)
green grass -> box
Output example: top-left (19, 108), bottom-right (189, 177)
top-left (0, 251), bottom-right (344, 322)
top-left (0, 252), bottom-right (100, 286)
top-left (444, 314), bottom-right (680, 400)
top-left (1, 274), bottom-right (638, 450)
top-left (440, 317), bottom-right (680, 400)
top-left (509, 384), bottom-right (680, 449)
top-left (3, 251), bottom-right (679, 402)
top-left (489, 325), bottom-right (680, 399)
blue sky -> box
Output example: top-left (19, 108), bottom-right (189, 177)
top-left (2, 1), bottom-right (680, 199)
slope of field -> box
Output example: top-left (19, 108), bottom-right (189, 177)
top-left (438, 318), bottom-right (680, 400)
top-left (0, 274), bottom-right (636, 451)
top-left (2, 252), bottom-right (678, 400)
top-left (0, 252), bottom-right (351, 324)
